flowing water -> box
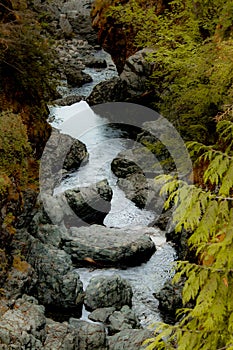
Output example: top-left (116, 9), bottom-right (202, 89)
top-left (50, 51), bottom-right (176, 327)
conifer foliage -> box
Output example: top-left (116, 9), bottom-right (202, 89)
top-left (146, 113), bottom-right (233, 349)
top-left (108, 0), bottom-right (233, 142)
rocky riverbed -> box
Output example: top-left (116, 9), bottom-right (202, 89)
top-left (0, 1), bottom-right (184, 349)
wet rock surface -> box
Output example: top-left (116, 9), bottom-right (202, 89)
top-left (154, 279), bottom-right (184, 324)
top-left (87, 49), bottom-right (156, 105)
top-left (87, 77), bottom-right (128, 105)
top-left (84, 274), bottom-right (133, 311)
top-left (64, 224), bottom-right (156, 267)
top-left (64, 179), bottom-right (112, 225)
top-left (65, 68), bottom-right (93, 87)
top-left (40, 179), bottom-right (112, 227)
top-left (111, 146), bottom-right (165, 212)
top-left (40, 128), bottom-right (89, 193)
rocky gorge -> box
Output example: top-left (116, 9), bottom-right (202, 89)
top-left (0, 1), bottom-right (186, 349)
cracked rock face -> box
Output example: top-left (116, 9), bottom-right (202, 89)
top-left (84, 274), bottom-right (133, 311)
top-left (27, 237), bottom-right (84, 312)
top-left (0, 295), bottom-right (46, 349)
top-left (64, 224), bottom-right (156, 267)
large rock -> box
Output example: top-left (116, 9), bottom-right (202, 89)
top-left (30, 223), bottom-right (69, 248)
top-left (64, 179), bottom-right (112, 225)
top-left (107, 329), bottom-right (152, 350)
top-left (28, 237), bottom-right (84, 313)
top-left (153, 279), bottom-right (184, 324)
top-left (87, 77), bottom-right (128, 106)
top-left (3, 256), bottom-right (37, 301)
top-left (120, 48), bottom-right (155, 97)
top-left (89, 305), bottom-right (140, 335)
top-left (108, 305), bottom-right (141, 334)
top-left (40, 128), bottom-right (88, 194)
top-left (63, 225), bottom-right (156, 267)
top-left (52, 94), bottom-right (86, 106)
top-left (44, 318), bottom-right (77, 350)
top-left (88, 307), bottom-right (116, 323)
top-left (0, 295), bottom-right (46, 349)
top-left (65, 67), bottom-right (93, 87)
top-left (111, 147), bottom-right (165, 211)
top-left (84, 274), bottom-right (133, 311)
top-left (40, 179), bottom-right (112, 227)
top-left (87, 49), bottom-right (156, 105)
top-left (69, 319), bottom-right (108, 350)
top-left (111, 154), bottom-right (143, 179)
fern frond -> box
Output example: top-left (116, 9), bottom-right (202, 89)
top-left (203, 153), bottom-right (230, 185)
top-left (218, 160), bottom-right (233, 196)
top-left (217, 120), bottom-right (233, 152)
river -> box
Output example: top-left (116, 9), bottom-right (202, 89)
top-left (49, 50), bottom-right (176, 328)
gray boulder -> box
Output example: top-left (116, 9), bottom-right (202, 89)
top-left (84, 55), bottom-right (107, 68)
top-left (0, 295), bottom-right (46, 349)
top-left (44, 318), bottom-right (76, 350)
top-left (40, 128), bottom-right (88, 194)
top-left (69, 319), bottom-right (108, 350)
top-left (28, 238), bottom-right (84, 313)
top-left (153, 279), bottom-right (183, 323)
top-left (30, 223), bottom-right (69, 248)
top-left (108, 305), bottom-right (141, 334)
top-left (63, 225), bottom-right (155, 267)
top-left (88, 307), bottom-right (116, 323)
top-left (117, 176), bottom-right (164, 213)
top-left (65, 67), bottom-right (92, 87)
top-left (111, 146), bottom-right (163, 179)
top-left (64, 179), bottom-right (113, 226)
top-left (87, 49), bottom-right (155, 105)
top-left (3, 258), bottom-right (37, 301)
top-left (111, 146), bottom-right (165, 210)
top-left (84, 274), bottom-right (133, 311)
top-left (39, 179), bottom-right (112, 227)
top-left (88, 305), bottom-right (140, 335)
top-left (111, 155), bottom-right (143, 179)
top-left (120, 48), bottom-right (155, 97)
top-left (108, 329), bottom-right (152, 350)
top-left (52, 95), bottom-right (85, 106)
top-left (87, 77), bottom-right (128, 106)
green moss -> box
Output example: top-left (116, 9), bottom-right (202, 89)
top-left (0, 110), bottom-right (32, 183)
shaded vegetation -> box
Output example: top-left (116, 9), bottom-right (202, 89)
top-left (0, 0), bottom-right (58, 286)
top-left (107, 0), bottom-right (233, 142)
